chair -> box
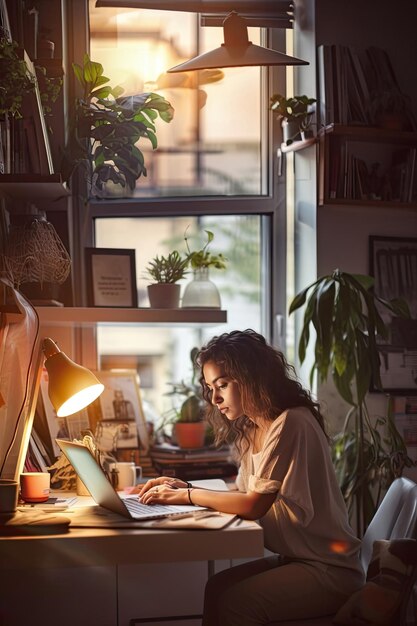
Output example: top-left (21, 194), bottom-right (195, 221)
top-left (267, 476), bottom-right (417, 626)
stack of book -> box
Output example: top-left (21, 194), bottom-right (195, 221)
top-left (150, 443), bottom-right (238, 481)
top-left (317, 44), bottom-right (414, 128)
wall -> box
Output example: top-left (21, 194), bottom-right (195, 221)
top-left (312, 0), bottom-right (417, 480)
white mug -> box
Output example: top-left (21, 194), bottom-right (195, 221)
top-left (109, 462), bottom-right (142, 490)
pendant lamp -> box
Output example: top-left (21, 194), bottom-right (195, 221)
top-left (168, 11), bottom-right (308, 73)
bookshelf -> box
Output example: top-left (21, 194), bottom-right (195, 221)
top-left (318, 124), bottom-right (417, 207)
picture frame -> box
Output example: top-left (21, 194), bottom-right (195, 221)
top-left (94, 420), bottom-right (139, 452)
top-left (87, 370), bottom-right (149, 452)
top-left (369, 235), bottom-right (417, 394)
top-left (85, 248), bottom-right (138, 308)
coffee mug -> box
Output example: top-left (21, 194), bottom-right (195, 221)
top-left (20, 472), bottom-right (51, 503)
top-left (0, 479), bottom-right (19, 514)
top-left (109, 462), bottom-right (142, 490)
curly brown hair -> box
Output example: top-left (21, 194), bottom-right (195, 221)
top-left (196, 329), bottom-right (328, 457)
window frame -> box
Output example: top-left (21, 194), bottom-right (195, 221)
top-left (68, 0), bottom-right (288, 350)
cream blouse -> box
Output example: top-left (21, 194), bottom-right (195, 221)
top-left (235, 406), bottom-right (364, 587)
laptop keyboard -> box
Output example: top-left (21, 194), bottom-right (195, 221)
top-left (124, 497), bottom-right (190, 517)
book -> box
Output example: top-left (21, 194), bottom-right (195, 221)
top-left (150, 443), bottom-right (232, 463)
top-left (152, 461), bottom-right (238, 481)
top-left (317, 44), bottom-right (334, 126)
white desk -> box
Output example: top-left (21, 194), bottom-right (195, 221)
top-left (0, 499), bottom-right (264, 626)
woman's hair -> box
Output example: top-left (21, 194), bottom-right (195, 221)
top-left (197, 329), bottom-right (328, 456)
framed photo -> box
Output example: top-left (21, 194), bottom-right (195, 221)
top-left (94, 420), bottom-right (139, 452)
top-left (369, 236), bottom-right (417, 394)
top-left (87, 370), bottom-right (149, 452)
top-left (85, 248), bottom-right (138, 308)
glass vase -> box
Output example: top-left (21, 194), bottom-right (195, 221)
top-left (181, 268), bottom-right (221, 308)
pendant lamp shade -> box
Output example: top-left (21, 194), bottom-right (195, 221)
top-left (168, 11), bottom-right (308, 73)
top-left (43, 339), bottom-right (104, 417)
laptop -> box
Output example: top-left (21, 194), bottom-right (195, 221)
top-left (56, 439), bottom-right (207, 522)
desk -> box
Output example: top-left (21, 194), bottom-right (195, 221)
top-left (0, 502), bottom-right (264, 626)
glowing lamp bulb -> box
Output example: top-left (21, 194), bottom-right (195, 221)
top-left (43, 338), bottom-right (104, 417)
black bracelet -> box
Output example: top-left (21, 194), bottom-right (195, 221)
top-left (187, 488), bottom-right (194, 505)
top-left (186, 481), bottom-right (193, 489)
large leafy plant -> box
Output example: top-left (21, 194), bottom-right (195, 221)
top-left (289, 269), bottom-right (413, 535)
top-left (70, 53), bottom-right (174, 196)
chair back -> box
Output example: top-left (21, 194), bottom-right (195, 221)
top-left (360, 477), bottom-right (417, 571)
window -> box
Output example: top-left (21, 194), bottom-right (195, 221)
top-left (83, 2), bottom-right (289, 424)
top-left (89, 3), bottom-right (266, 197)
top-left (94, 213), bottom-right (268, 414)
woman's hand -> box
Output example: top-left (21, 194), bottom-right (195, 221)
top-left (129, 476), bottom-right (190, 504)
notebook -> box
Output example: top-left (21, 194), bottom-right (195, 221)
top-left (56, 439), bottom-right (208, 522)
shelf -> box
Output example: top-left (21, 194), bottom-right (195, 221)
top-left (320, 199), bottom-right (417, 209)
top-left (0, 174), bottom-right (69, 200)
top-left (280, 136), bottom-right (317, 154)
top-left (318, 123), bottom-right (417, 207)
top-left (320, 124), bottom-right (417, 145)
top-left (36, 306), bottom-right (227, 326)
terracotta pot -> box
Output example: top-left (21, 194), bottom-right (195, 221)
top-left (147, 283), bottom-right (180, 309)
top-left (174, 422), bottom-right (206, 449)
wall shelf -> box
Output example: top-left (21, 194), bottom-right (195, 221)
top-left (280, 136), bottom-right (317, 154)
top-left (0, 174), bottom-right (69, 200)
top-left (36, 306), bottom-right (227, 326)
top-left (318, 124), bottom-right (417, 207)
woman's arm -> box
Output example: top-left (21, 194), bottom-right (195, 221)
top-left (138, 480), bottom-right (276, 520)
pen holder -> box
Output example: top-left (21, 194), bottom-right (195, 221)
top-left (0, 479), bottom-right (19, 518)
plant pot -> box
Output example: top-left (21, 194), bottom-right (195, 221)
top-left (147, 283), bottom-right (180, 309)
top-left (174, 422), bottom-right (207, 449)
top-left (181, 268), bottom-right (221, 308)
top-left (281, 119), bottom-right (301, 145)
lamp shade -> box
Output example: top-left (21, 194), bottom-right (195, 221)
top-left (43, 339), bottom-right (104, 417)
top-left (168, 11), bottom-right (308, 73)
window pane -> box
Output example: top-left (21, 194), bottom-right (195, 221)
top-left (94, 215), bottom-right (264, 415)
top-left (89, 3), bottom-right (264, 197)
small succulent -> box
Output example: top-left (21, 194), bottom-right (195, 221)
top-left (145, 250), bottom-right (188, 284)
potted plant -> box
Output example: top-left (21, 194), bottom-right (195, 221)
top-left (182, 227), bottom-right (227, 308)
top-left (144, 250), bottom-right (188, 309)
top-left (157, 347), bottom-right (207, 449)
top-left (66, 53), bottom-right (174, 198)
top-left (270, 93), bottom-right (316, 145)
top-left (289, 269), bottom-right (413, 535)
top-left (0, 37), bottom-right (36, 118)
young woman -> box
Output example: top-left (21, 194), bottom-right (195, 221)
top-left (136, 329), bottom-right (364, 625)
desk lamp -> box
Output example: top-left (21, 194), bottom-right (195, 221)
top-left (167, 11), bottom-right (308, 72)
top-left (43, 338), bottom-right (104, 417)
